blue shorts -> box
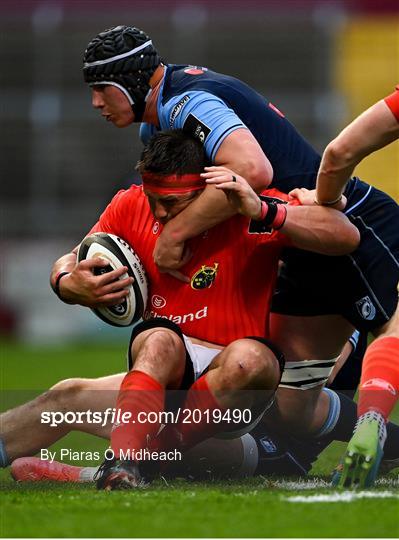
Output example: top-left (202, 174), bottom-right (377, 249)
top-left (271, 186), bottom-right (399, 332)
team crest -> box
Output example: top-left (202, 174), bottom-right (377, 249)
top-left (191, 263), bottom-right (219, 290)
top-left (355, 296), bottom-right (376, 320)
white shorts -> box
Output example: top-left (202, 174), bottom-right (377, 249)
top-left (182, 335), bottom-right (221, 380)
top-left (127, 322), bottom-right (222, 383)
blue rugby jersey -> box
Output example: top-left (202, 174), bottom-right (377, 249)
top-left (140, 64), bottom-right (370, 207)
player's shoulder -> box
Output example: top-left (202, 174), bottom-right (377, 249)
top-left (163, 63), bottom-right (249, 91)
top-left (160, 64), bottom-right (239, 112)
top-left (162, 64), bottom-right (216, 94)
top-left (101, 184), bottom-right (151, 236)
top-left (161, 64), bottom-right (210, 101)
top-left (159, 66), bottom-right (229, 119)
top-left (109, 184), bottom-right (146, 208)
top-left (126, 183), bottom-right (144, 196)
top-left (112, 183), bottom-right (143, 197)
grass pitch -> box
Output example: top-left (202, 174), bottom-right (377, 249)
top-left (1, 341), bottom-right (398, 538)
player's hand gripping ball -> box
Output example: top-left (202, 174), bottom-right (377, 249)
top-left (78, 233), bottom-right (148, 326)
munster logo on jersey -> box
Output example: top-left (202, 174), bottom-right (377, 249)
top-left (191, 263), bottom-right (219, 290)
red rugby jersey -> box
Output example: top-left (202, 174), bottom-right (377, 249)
top-left (384, 86), bottom-right (399, 122)
top-left (90, 185), bottom-right (295, 346)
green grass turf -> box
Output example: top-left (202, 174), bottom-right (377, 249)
top-left (1, 478), bottom-right (398, 538)
top-left (1, 340), bottom-right (398, 538)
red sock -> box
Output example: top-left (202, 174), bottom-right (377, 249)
top-left (173, 374), bottom-right (226, 450)
top-left (358, 337), bottom-right (399, 421)
top-left (111, 370), bottom-right (164, 459)
top-left (153, 375), bottom-right (224, 452)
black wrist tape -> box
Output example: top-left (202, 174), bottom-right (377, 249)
top-left (249, 196), bottom-right (287, 234)
top-left (52, 271), bottom-right (70, 299)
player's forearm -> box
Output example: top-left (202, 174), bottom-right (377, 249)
top-left (214, 128), bottom-right (273, 192)
top-left (163, 186), bottom-right (236, 242)
top-left (315, 142), bottom-right (359, 204)
top-left (315, 125), bottom-right (373, 203)
top-left (316, 100), bottom-right (399, 204)
top-left (283, 206), bottom-right (360, 255)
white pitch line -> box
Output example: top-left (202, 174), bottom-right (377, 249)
top-left (272, 479), bottom-right (330, 490)
top-left (375, 476), bottom-right (399, 488)
top-left (283, 491), bottom-right (399, 503)
top-left (266, 475), bottom-right (398, 491)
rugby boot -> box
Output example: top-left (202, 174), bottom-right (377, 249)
top-left (95, 458), bottom-right (145, 490)
top-left (333, 456), bottom-right (399, 482)
top-left (11, 457), bottom-right (83, 482)
top-left (332, 411), bottom-right (387, 489)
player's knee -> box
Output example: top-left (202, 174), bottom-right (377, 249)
top-left (131, 328), bottom-right (186, 377)
top-left (223, 339), bottom-right (280, 390)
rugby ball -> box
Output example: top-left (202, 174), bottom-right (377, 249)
top-left (77, 232), bottom-right (148, 327)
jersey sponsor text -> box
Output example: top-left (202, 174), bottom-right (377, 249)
top-left (144, 305), bottom-right (208, 325)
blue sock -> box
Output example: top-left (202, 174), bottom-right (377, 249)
top-left (315, 388), bottom-right (341, 438)
top-left (316, 389), bottom-right (359, 444)
top-left (0, 437), bottom-right (10, 468)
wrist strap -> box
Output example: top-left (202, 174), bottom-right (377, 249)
top-left (52, 271), bottom-right (70, 299)
top-left (272, 204), bottom-right (287, 230)
top-left (259, 201), bottom-right (268, 220)
top-left (314, 194), bottom-right (343, 206)
top-left (256, 199), bottom-right (287, 230)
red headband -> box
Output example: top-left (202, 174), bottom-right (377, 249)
top-left (141, 172), bottom-right (205, 194)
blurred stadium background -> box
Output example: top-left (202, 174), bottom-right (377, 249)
top-left (1, 0), bottom-right (398, 344)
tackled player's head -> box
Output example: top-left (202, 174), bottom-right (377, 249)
top-left (83, 26), bottom-right (161, 123)
top-left (137, 130), bottom-right (209, 224)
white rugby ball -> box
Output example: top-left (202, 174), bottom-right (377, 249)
top-left (78, 232), bottom-right (148, 327)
